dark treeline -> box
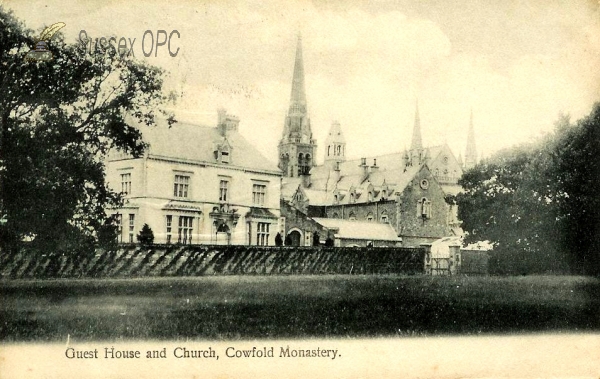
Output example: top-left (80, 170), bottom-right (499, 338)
top-left (457, 104), bottom-right (600, 275)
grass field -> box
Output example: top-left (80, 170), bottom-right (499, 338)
top-left (1, 275), bottom-right (599, 341)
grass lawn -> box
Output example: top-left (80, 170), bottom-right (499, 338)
top-left (1, 275), bottom-right (598, 341)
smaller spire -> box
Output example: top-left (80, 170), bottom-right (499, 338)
top-left (410, 99), bottom-right (423, 151)
top-left (464, 108), bottom-right (478, 169)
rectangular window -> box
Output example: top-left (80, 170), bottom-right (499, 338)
top-left (221, 151), bottom-right (229, 163)
top-left (252, 184), bottom-right (267, 206)
top-left (178, 216), bottom-right (193, 245)
top-left (128, 214), bottom-right (135, 243)
top-left (256, 222), bottom-right (270, 246)
top-left (121, 173), bottom-right (131, 195)
top-left (173, 175), bottom-right (190, 198)
top-left (166, 215), bottom-right (172, 244)
top-left (115, 213), bottom-right (123, 243)
top-left (219, 180), bottom-right (229, 202)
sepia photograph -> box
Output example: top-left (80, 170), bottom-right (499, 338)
top-left (1, 0), bottom-right (599, 378)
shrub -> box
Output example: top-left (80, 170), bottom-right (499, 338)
top-left (275, 232), bottom-right (283, 246)
top-left (137, 224), bottom-right (154, 246)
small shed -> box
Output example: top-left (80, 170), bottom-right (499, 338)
top-left (312, 218), bottom-right (402, 247)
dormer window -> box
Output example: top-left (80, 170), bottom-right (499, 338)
top-left (221, 150), bottom-right (229, 163)
top-left (215, 140), bottom-right (232, 164)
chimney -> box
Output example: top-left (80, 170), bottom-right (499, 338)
top-left (301, 172), bottom-right (311, 188)
top-left (331, 161), bottom-right (341, 185)
top-left (370, 158), bottom-right (379, 172)
top-left (360, 157), bottom-right (368, 179)
top-left (217, 108), bottom-right (227, 136)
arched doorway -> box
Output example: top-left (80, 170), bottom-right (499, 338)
top-left (287, 230), bottom-right (302, 246)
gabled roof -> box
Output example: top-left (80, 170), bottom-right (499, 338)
top-left (132, 119), bottom-right (280, 173)
top-left (313, 218), bottom-right (401, 242)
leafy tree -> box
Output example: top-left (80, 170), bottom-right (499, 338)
top-left (457, 104), bottom-right (600, 275)
top-left (274, 232), bottom-right (283, 246)
top-left (0, 8), bottom-right (174, 251)
top-left (551, 105), bottom-right (600, 275)
top-left (137, 224), bottom-right (154, 246)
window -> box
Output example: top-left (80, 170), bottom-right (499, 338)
top-left (115, 213), bottom-right (123, 243)
top-left (366, 212), bottom-right (374, 222)
top-left (173, 175), bottom-right (189, 198)
top-left (221, 150), bottom-right (229, 164)
top-left (256, 222), bottom-right (270, 246)
top-left (418, 197), bottom-right (432, 219)
top-left (121, 173), bottom-right (131, 195)
top-left (252, 184), bottom-right (267, 206)
top-left (178, 216), bottom-right (193, 244)
top-left (219, 180), bottom-right (229, 202)
top-left (368, 191), bottom-right (374, 202)
top-left (348, 212), bottom-right (357, 221)
top-left (166, 215), bottom-right (172, 244)
top-left (128, 214), bottom-right (135, 243)
top-left (381, 213), bottom-right (389, 223)
top-left (332, 212), bottom-right (340, 218)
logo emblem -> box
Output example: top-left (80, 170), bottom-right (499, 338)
top-left (24, 22), bottom-right (66, 62)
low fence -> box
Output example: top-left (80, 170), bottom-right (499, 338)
top-left (0, 245), bottom-right (425, 279)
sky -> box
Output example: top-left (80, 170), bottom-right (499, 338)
top-left (5, 0), bottom-right (600, 165)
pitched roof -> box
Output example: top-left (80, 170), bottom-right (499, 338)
top-left (139, 119), bottom-right (280, 173)
top-left (313, 218), bottom-right (401, 242)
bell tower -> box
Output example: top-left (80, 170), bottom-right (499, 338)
top-left (324, 120), bottom-right (346, 168)
top-left (278, 34), bottom-right (317, 177)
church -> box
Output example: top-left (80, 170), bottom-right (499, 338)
top-left (278, 35), bottom-right (478, 247)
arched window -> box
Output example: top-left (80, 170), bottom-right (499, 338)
top-left (368, 191), bottom-right (374, 202)
top-left (417, 197), bottom-right (432, 219)
top-left (366, 212), bottom-right (374, 222)
top-left (350, 193), bottom-right (355, 203)
top-left (298, 153), bottom-right (304, 165)
top-left (332, 212), bottom-right (340, 218)
top-left (336, 145), bottom-right (341, 156)
top-left (328, 145), bottom-right (331, 157)
top-left (305, 154), bottom-right (311, 166)
top-left (348, 212), bottom-right (357, 221)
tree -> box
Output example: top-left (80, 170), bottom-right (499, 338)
top-left (551, 105), bottom-right (600, 275)
top-left (457, 105), bottom-right (600, 275)
top-left (274, 232), bottom-right (283, 246)
top-left (284, 234), bottom-right (292, 246)
top-left (0, 9), bottom-right (175, 251)
top-left (137, 224), bottom-right (154, 246)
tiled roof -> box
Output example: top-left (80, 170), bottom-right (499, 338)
top-left (313, 218), bottom-right (401, 242)
top-left (138, 119), bottom-right (281, 173)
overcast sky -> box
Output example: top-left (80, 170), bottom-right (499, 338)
top-left (6, 0), bottom-right (600, 164)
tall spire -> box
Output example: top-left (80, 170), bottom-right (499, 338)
top-left (278, 33), bottom-right (316, 178)
top-left (464, 108), bottom-right (478, 169)
top-left (289, 33), bottom-right (307, 115)
top-left (410, 99), bottom-right (423, 151)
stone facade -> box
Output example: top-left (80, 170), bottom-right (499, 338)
top-left (106, 114), bottom-right (282, 246)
